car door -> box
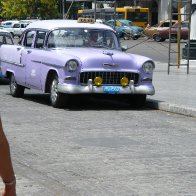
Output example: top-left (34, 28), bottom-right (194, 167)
top-left (21, 30), bottom-right (46, 90)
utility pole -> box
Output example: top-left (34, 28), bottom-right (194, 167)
top-left (134, 0), bottom-right (137, 7)
top-left (62, 0), bottom-right (65, 19)
top-left (94, 0), bottom-right (97, 20)
top-left (177, 0), bottom-right (181, 67)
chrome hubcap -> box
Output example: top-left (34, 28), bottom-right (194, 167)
top-left (10, 76), bottom-right (16, 93)
top-left (51, 79), bottom-right (58, 103)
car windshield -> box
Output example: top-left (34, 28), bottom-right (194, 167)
top-left (122, 21), bottom-right (133, 26)
top-left (47, 28), bottom-right (121, 50)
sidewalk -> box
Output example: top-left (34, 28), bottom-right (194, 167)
top-left (146, 60), bottom-right (196, 117)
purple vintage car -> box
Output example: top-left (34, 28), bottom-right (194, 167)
top-left (0, 19), bottom-right (155, 108)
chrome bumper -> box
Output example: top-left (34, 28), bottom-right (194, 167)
top-left (57, 80), bottom-right (155, 95)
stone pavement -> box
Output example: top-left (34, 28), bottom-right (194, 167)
top-left (146, 60), bottom-right (196, 118)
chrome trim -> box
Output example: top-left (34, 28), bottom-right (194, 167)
top-left (57, 79), bottom-right (155, 95)
top-left (32, 60), bottom-right (42, 64)
top-left (64, 76), bottom-right (76, 81)
top-left (103, 63), bottom-right (118, 67)
top-left (2, 58), bottom-right (61, 69)
top-left (41, 61), bottom-right (61, 68)
top-left (0, 59), bottom-right (24, 67)
top-left (103, 51), bottom-right (113, 56)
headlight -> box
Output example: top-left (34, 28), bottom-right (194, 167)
top-left (142, 61), bottom-right (155, 73)
top-left (120, 77), bottom-right (129, 87)
top-left (66, 60), bottom-right (78, 72)
top-left (94, 77), bottom-right (103, 86)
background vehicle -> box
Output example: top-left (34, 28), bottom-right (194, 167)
top-left (105, 20), bottom-right (141, 40)
top-left (4, 22), bottom-right (29, 38)
top-left (78, 6), bottom-right (149, 27)
top-left (1, 20), bottom-right (19, 28)
top-left (144, 20), bottom-right (189, 42)
top-left (116, 19), bottom-right (144, 34)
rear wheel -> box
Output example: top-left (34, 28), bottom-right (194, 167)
top-left (10, 74), bottom-right (25, 97)
top-left (50, 75), bottom-right (68, 108)
top-left (154, 34), bottom-right (162, 42)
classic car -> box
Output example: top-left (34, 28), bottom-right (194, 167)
top-left (0, 30), bottom-right (14, 78)
top-left (0, 19), bottom-right (155, 108)
top-left (144, 20), bottom-right (189, 42)
top-left (115, 19), bottom-right (144, 34)
top-left (105, 20), bottom-right (141, 40)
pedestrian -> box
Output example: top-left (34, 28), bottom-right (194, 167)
top-left (0, 116), bottom-right (16, 196)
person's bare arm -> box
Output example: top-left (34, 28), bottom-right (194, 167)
top-left (0, 117), bottom-right (16, 196)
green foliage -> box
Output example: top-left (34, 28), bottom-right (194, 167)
top-left (0, 0), bottom-right (60, 19)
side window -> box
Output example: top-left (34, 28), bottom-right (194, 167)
top-left (5, 22), bottom-right (12, 26)
top-left (35, 31), bottom-right (46, 48)
top-left (13, 24), bottom-right (20, 28)
top-left (24, 30), bottom-right (36, 47)
top-left (162, 22), bottom-right (170, 27)
top-left (21, 24), bottom-right (27, 28)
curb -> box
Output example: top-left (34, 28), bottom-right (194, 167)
top-left (146, 98), bottom-right (196, 118)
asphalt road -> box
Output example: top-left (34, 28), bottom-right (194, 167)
top-left (121, 37), bottom-right (187, 63)
top-left (0, 83), bottom-right (196, 195)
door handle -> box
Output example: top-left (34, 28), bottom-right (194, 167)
top-left (27, 50), bottom-right (32, 54)
top-left (17, 48), bottom-right (21, 51)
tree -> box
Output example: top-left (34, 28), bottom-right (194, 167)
top-left (0, 0), bottom-right (60, 19)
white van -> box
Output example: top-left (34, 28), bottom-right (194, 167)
top-left (1, 20), bottom-right (19, 28)
top-left (7, 22), bottom-right (29, 37)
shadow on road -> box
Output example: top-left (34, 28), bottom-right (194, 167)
top-left (21, 93), bottom-right (152, 111)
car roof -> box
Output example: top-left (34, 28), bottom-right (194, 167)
top-left (26, 19), bottom-right (114, 31)
top-left (1, 20), bottom-right (19, 24)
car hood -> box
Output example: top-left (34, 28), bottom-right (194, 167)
top-left (55, 48), bottom-right (150, 70)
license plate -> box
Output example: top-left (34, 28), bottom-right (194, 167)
top-left (103, 86), bottom-right (120, 94)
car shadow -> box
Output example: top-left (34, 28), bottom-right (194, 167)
top-left (0, 78), bottom-right (9, 85)
top-left (20, 93), bottom-right (152, 111)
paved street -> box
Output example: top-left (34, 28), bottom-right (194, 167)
top-left (1, 37), bottom-right (196, 196)
top-left (0, 85), bottom-right (196, 196)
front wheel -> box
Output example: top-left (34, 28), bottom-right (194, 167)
top-left (132, 36), bottom-right (139, 40)
top-left (50, 75), bottom-right (68, 108)
top-left (10, 74), bottom-right (25, 97)
top-left (123, 33), bottom-right (130, 40)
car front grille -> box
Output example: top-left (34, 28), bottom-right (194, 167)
top-left (80, 72), bottom-right (139, 85)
